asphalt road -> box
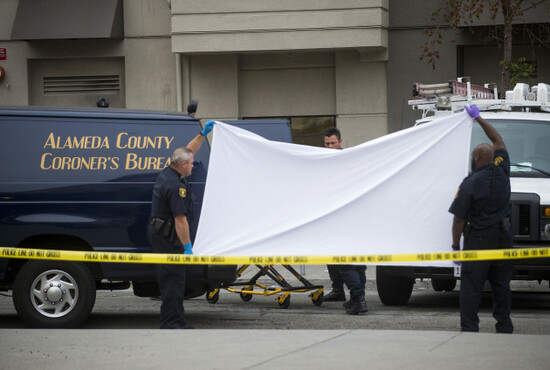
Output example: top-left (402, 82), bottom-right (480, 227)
top-left (1, 266), bottom-right (550, 333)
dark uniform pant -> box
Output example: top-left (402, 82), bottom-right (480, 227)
top-left (147, 225), bottom-right (189, 329)
top-left (327, 265), bottom-right (344, 291)
top-left (340, 265), bottom-right (367, 298)
top-left (460, 226), bottom-right (513, 333)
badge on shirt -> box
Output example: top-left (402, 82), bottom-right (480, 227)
top-left (494, 156), bottom-right (503, 166)
top-left (454, 187), bottom-right (461, 199)
top-left (179, 187), bottom-right (187, 198)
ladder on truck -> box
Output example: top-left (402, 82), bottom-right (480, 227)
top-left (408, 77), bottom-right (550, 118)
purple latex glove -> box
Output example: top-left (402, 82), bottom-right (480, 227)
top-left (464, 105), bottom-right (480, 119)
top-left (452, 245), bottom-right (461, 265)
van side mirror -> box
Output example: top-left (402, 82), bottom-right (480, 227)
top-left (187, 100), bottom-right (198, 116)
top-left (96, 97), bottom-right (109, 108)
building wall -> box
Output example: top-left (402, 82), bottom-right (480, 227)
top-left (1, 0), bottom-right (388, 146)
top-left (238, 52), bottom-right (336, 118)
top-left (336, 50), bottom-right (388, 146)
top-left (170, 0), bottom-right (388, 53)
top-left (0, 0), bottom-right (176, 110)
top-left (185, 50), bottom-right (388, 147)
top-left (0, 0), bottom-right (29, 105)
top-left (123, 0), bottom-right (176, 111)
top-left (388, 0), bottom-right (550, 132)
top-left (187, 54), bottom-right (240, 119)
top-left (175, 0), bottom-right (389, 146)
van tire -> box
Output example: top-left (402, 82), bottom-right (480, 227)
top-left (376, 266), bottom-right (414, 305)
top-left (13, 261), bottom-right (96, 328)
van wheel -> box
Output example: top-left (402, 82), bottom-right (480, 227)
top-left (13, 261), bottom-right (96, 328)
top-left (431, 278), bottom-right (457, 292)
top-left (376, 266), bottom-right (414, 305)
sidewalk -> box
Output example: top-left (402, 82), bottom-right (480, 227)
top-left (2, 328), bottom-right (549, 369)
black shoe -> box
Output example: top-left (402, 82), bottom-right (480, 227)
top-left (324, 290), bottom-right (346, 302)
top-left (180, 324), bottom-right (194, 329)
top-left (343, 299), bottom-right (351, 309)
top-left (346, 295), bottom-right (368, 315)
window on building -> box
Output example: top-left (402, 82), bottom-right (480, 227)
top-left (245, 116), bottom-right (335, 147)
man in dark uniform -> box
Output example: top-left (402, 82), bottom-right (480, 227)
top-left (323, 128), bottom-right (347, 302)
top-left (147, 120), bottom-right (215, 329)
top-left (449, 105), bottom-right (513, 333)
top-left (322, 128), bottom-right (368, 314)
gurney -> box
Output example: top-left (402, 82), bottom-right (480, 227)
top-left (205, 264), bottom-right (324, 308)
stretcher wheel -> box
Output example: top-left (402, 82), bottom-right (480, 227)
top-left (240, 292), bottom-right (253, 301)
top-left (277, 295), bottom-right (290, 309)
top-left (240, 285), bottom-right (253, 301)
top-left (311, 292), bottom-right (324, 306)
top-left (206, 289), bottom-right (219, 304)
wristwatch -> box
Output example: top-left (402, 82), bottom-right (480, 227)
top-left (452, 245), bottom-right (460, 251)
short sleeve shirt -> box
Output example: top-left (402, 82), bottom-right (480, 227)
top-left (150, 166), bottom-right (193, 221)
top-left (449, 148), bottom-right (511, 229)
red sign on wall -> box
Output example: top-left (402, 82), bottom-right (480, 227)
top-left (0, 48), bottom-right (6, 60)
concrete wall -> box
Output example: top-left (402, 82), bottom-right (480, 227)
top-left (239, 52), bottom-right (336, 117)
top-left (187, 54), bottom-right (239, 120)
top-left (186, 49), bottom-right (388, 147)
top-left (0, 0), bottom-right (176, 110)
top-left (0, 0), bottom-right (28, 105)
top-left (336, 50), bottom-right (388, 146)
top-left (388, 0), bottom-right (454, 132)
top-left (124, 0), bottom-right (176, 111)
top-left (171, 0), bottom-right (388, 53)
top-left (174, 0), bottom-right (389, 145)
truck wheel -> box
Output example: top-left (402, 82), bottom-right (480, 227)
top-left (376, 266), bottom-right (414, 305)
top-left (13, 261), bottom-right (96, 328)
top-left (431, 278), bottom-right (457, 292)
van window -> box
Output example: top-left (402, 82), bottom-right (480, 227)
top-left (471, 119), bottom-right (550, 177)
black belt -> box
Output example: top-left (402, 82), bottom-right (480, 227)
top-left (473, 218), bottom-right (510, 231)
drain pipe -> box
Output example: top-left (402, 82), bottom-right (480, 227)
top-left (176, 53), bottom-right (183, 111)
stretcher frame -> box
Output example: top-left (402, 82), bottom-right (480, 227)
top-left (205, 264), bottom-right (324, 308)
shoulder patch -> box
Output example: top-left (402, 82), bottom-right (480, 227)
top-left (179, 187), bottom-right (187, 198)
top-left (454, 187), bottom-right (460, 199)
top-left (494, 156), bottom-right (504, 166)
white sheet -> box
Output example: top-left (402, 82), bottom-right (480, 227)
top-left (194, 112), bottom-right (472, 265)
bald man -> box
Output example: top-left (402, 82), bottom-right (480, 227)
top-left (449, 105), bottom-right (513, 333)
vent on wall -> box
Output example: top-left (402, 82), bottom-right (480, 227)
top-left (43, 75), bottom-right (120, 95)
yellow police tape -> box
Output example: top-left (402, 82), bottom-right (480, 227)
top-left (1, 246), bottom-right (549, 265)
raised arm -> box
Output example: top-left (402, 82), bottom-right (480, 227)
top-left (465, 105), bottom-right (506, 150)
top-left (185, 134), bottom-right (206, 154)
top-left (185, 120), bottom-right (216, 154)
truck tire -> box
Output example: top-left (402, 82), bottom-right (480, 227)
top-left (376, 266), bottom-right (414, 305)
top-left (431, 278), bottom-right (457, 292)
top-left (13, 261), bottom-right (96, 328)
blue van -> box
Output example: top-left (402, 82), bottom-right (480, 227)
top-left (0, 105), bottom-right (291, 327)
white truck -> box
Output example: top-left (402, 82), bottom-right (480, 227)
top-left (376, 78), bottom-right (550, 305)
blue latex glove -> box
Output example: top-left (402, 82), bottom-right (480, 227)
top-left (183, 242), bottom-right (193, 255)
top-left (464, 105), bottom-right (480, 119)
top-left (201, 120), bottom-right (216, 136)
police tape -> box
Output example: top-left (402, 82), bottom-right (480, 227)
top-left (1, 246), bottom-right (550, 265)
